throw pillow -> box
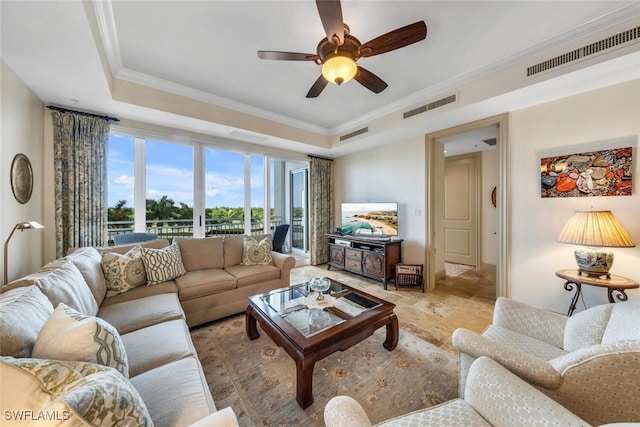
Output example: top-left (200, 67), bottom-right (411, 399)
top-left (240, 235), bottom-right (273, 266)
top-left (140, 241), bottom-right (187, 285)
top-left (33, 303), bottom-right (129, 378)
top-left (1, 357), bottom-right (152, 427)
top-left (0, 286), bottom-right (54, 357)
top-left (101, 245), bottom-right (148, 297)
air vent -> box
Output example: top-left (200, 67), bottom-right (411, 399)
top-left (482, 138), bottom-right (497, 146)
top-left (339, 126), bottom-right (369, 141)
top-left (403, 94), bottom-right (457, 119)
top-left (527, 26), bottom-right (640, 77)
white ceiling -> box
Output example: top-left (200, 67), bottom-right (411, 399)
top-left (1, 1), bottom-right (639, 157)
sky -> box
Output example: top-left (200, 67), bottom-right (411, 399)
top-left (107, 134), bottom-right (267, 209)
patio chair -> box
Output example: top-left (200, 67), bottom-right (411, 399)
top-left (272, 224), bottom-right (290, 253)
top-left (112, 232), bottom-right (159, 245)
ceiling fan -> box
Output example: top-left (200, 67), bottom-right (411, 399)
top-left (257, 0), bottom-right (427, 98)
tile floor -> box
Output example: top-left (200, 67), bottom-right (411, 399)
top-left (290, 261), bottom-right (496, 354)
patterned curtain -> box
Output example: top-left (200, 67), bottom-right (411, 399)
top-left (309, 157), bottom-right (333, 265)
top-left (51, 110), bottom-right (111, 257)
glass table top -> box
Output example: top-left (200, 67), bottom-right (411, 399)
top-left (259, 280), bottom-right (382, 338)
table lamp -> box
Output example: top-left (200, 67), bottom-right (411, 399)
top-left (3, 221), bottom-right (44, 285)
top-left (557, 210), bottom-right (635, 278)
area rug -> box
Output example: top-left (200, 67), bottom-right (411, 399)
top-left (191, 314), bottom-right (458, 426)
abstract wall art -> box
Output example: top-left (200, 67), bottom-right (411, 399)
top-left (540, 146), bottom-right (632, 198)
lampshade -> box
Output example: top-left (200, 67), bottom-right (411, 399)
top-left (557, 210), bottom-right (635, 278)
top-left (557, 211), bottom-right (635, 247)
top-left (4, 221), bottom-right (44, 285)
top-left (322, 55), bottom-right (357, 85)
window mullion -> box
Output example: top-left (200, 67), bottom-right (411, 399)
top-left (134, 137), bottom-right (146, 232)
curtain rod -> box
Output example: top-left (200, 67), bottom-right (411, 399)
top-left (47, 105), bottom-right (120, 122)
top-left (308, 154), bottom-right (333, 161)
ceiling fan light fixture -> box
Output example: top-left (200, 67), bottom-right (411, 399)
top-left (321, 55), bottom-right (357, 85)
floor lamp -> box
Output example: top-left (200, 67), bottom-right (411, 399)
top-left (3, 221), bottom-right (44, 285)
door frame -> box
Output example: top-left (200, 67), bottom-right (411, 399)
top-left (425, 113), bottom-right (509, 298)
top-left (290, 167), bottom-right (309, 253)
top-left (444, 152), bottom-right (481, 268)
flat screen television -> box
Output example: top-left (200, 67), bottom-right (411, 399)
top-left (340, 202), bottom-right (398, 237)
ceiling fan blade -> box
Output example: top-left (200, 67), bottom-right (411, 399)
top-left (257, 51), bottom-right (319, 61)
top-left (306, 75), bottom-right (329, 98)
top-left (316, 0), bottom-right (344, 47)
top-left (360, 21), bottom-right (427, 58)
top-left (354, 66), bottom-right (388, 93)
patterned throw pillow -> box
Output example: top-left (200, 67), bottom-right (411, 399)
top-left (101, 245), bottom-right (147, 297)
top-left (33, 303), bottom-right (129, 378)
top-left (0, 357), bottom-right (153, 427)
top-left (241, 235), bottom-right (273, 266)
top-left (140, 242), bottom-right (187, 285)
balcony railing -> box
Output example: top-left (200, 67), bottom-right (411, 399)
top-left (107, 217), bottom-right (302, 246)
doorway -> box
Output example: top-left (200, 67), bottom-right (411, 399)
top-left (425, 114), bottom-right (509, 298)
top-left (444, 153), bottom-right (480, 267)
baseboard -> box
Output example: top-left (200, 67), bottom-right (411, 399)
top-left (435, 269), bottom-right (446, 280)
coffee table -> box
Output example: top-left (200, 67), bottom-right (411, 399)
top-left (245, 278), bottom-right (398, 409)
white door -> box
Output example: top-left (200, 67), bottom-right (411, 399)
top-left (444, 154), bottom-right (478, 266)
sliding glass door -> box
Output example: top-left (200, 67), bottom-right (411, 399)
top-left (291, 168), bottom-right (308, 252)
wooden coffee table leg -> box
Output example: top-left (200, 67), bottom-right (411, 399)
top-left (383, 313), bottom-right (399, 351)
top-left (245, 306), bottom-right (259, 340)
top-left (295, 357), bottom-right (316, 409)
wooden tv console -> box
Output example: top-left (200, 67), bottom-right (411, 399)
top-left (326, 233), bottom-right (403, 289)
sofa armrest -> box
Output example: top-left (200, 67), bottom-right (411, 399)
top-left (466, 357), bottom-right (590, 426)
top-left (188, 407), bottom-right (239, 427)
top-left (550, 340), bottom-right (640, 374)
top-left (271, 252), bottom-right (296, 285)
top-left (324, 395), bottom-right (373, 427)
top-left (452, 328), bottom-right (562, 389)
top-left (493, 297), bottom-right (567, 348)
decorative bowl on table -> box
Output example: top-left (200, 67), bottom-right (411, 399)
top-left (309, 277), bottom-right (331, 301)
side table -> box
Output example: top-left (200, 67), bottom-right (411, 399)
top-left (555, 269), bottom-right (639, 316)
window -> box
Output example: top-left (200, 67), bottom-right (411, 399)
top-left (106, 134), bottom-right (135, 238)
top-left (106, 130), bottom-right (299, 246)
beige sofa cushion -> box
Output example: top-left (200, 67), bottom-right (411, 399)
top-left (122, 319), bottom-right (195, 377)
top-left (33, 303), bottom-right (128, 378)
top-left (176, 237), bottom-right (224, 270)
top-left (130, 356), bottom-right (215, 427)
top-left (225, 264), bottom-right (281, 288)
top-left (65, 246), bottom-right (106, 305)
top-left (98, 293), bottom-right (185, 335)
top-left (0, 286), bottom-right (53, 357)
top-left (175, 269), bottom-right (237, 300)
top-left (100, 280), bottom-right (178, 307)
top-left (7, 260), bottom-right (99, 316)
top-left (1, 357), bottom-right (152, 427)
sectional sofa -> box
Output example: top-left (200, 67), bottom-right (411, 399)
top-left (0, 235), bottom-right (296, 426)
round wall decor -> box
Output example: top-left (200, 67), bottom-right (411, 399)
top-left (10, 153), bottom-right (33, 204)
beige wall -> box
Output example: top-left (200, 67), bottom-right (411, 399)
top-left (334, 80), bottom-right (639, 313)
top-left (334, 136), bottom-right (427, 267)
top-left (1, 60), bottom-right (45, 283)
top-left (481, 149), bottom-right (498, 266)
top-left (509, 79), bottom-right (640, 314)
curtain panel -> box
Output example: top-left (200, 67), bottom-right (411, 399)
top-left (51, 111), bottom-right (111, 257)
top-left (309, 157), bottom-right (333, 265)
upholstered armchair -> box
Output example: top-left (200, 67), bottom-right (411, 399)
top-left (452, 297), bottom-right (640, 425)
top-left (324, 356), bottom-right (591, 427)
